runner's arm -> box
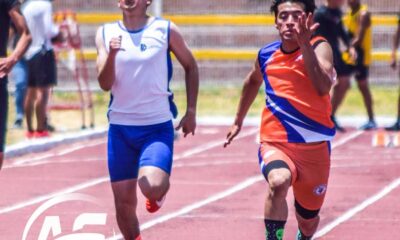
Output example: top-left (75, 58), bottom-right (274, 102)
top-left (0, 5), bottom-right (31, 78)
top-left (169, 22), bottom-right (199, 118)
top-left (296, 14), bottom-right (334, 96)
top-left (391, 18), bottom-right (400, 69)
top-left (352, 11), bottom-right (371, 47)
top-left (96, 27), bottom-right (121, 91)
top-left (169, 22), bottom-right (199, 136)
top-left (301, 41), bottom-right (335, 96)
top-left (224, 59), bottom-right (263, 147)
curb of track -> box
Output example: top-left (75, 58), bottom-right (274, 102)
top-left (5, 128), bottom-right (107, 159)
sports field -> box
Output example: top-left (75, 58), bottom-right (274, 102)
top-left (2, 0), bottom-right (400, 239)
top-left (5, 85), bottom-right (399, 145)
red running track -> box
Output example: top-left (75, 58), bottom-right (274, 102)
top-left (0, 125), bottom-right (399, 240)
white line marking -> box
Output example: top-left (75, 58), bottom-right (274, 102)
top-left (174, 128), bottom-right (258, 160)
top-left (331, 130), bottom-right (364, 149)
top-left (0, 177), bottom-right (108, 215)
top-left (314, 177), bottom-right (400, 239)
top-left (8, 139), bottom-right (106, 166)
top-left (174, 159), bottom-right (253, 168)
top-left (106, 175), bottom-right (264, 240)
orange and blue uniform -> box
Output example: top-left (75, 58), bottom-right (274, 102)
top-left (257, 37), bottom-right (335, 211)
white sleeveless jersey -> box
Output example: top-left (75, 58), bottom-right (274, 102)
top-left (103, 18), bottom-right (176, 126)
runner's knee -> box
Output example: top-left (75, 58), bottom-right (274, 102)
top-left (138, 176), bottom-right (169, 200)
top-left (267, 168), bottom-right (291, 198)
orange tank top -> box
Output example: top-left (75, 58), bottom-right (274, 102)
top-left (258, 37), bottom-right (335, 143)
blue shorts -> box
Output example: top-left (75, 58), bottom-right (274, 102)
top-left (107, 121), bottom-right (174, 182)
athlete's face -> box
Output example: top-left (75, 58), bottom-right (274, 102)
top-left (275, 2), bottom-right (306, 42)
top-left (118, 0), bottom-right (152, 11)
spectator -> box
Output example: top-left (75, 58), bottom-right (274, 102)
top-left (344, 0), bottom-right (376, 130)
top-left (386, 12), bottom-right (400, 131)
top-left (9, 24), bottom-right (28, 129)
top-left (22, 0), bottom-right (61, 138)
top-left (0, 0), bottom-right (31, 170)
top-left (314, 0), bottom-right (356, 132)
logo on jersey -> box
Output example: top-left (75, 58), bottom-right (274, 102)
top-left (313, 184), bottom-right (327, 196)
top-left (140, 43), bottom-right (147, 52)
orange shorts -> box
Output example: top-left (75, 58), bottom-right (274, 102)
top-left (258, 141), bottom-right (331, 210)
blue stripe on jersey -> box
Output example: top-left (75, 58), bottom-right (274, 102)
top-left (107, 93), bottom-right (114, 121)
top-left (102, 25), bottom-right (105, 45)
top-left (167, 20), bottom-right (178, 118)
top-left (258, 41), bottom-right (335, 143)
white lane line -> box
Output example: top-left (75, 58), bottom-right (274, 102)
top-left (106, 175), bottom-right (264, 240)
top-left (314, 177), bottom-right (400, 239)
top-left (0, 177), bottom-right (108, 215)
top-left (331, 130), bottom-right (364, 149)
top-left (174, 159), bottom-right (253, 168)
top-left (0, 129), bottom-right (259, 214)
top-left (174, 128), bottom-right (258, 160)
top-left (8, 139), bottom-right (107, 166)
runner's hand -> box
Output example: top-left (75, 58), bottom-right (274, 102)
top-left (349, 46), bottom-right (358, 62)
top-left (176, 111), bottom-right (196, 137)
top-left (294, 13), bottom-right (319, 47)
top-left (109, 35), bottom-right (124, 54)
top-left (0, 57), bottom-right (17, 78)
top-left (224, 124), bottom-right (241, 148)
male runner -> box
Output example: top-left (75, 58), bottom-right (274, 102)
top-left (344, 0), bottom-right (376, 130)
top-left (96, 0), bottom-right (199, 239)
top-left (387, 12), bottom-right (400, 131)
top-left (0, 0), bottom-right (31, 170)
top-left (225, 0), bottom-right (336, 239)
top-left (314, 0), bottom-right (354, 132)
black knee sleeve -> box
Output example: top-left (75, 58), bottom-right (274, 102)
top-left (295, 200), bottom-right (320, 219)
top-left (263, 160), bottom-right (290, 182)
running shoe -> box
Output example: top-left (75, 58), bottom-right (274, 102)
top-left (34, 130), bottom-right (50, 138)
top-left (385, 121), bottom-right (400, 131)
top-left (331, 116), bottom-right (346, 132)
top-left (359, 120), bottom-right (377, 131)
top-left (146, 195), bottom-right (166, 213)
top-left (13, 119), bottom-right (23, 129)
top-left (296, 230), bottom-right (312, 240)
top-left (25, 131), bottom-right (35, 139)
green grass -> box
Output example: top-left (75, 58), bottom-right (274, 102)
top-left (5, 85), bottom-right (398, 146)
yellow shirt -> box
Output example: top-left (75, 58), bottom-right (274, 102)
top-left (344, 4), bottom-right (372, 66)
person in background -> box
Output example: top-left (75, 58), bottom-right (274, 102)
top-left (0, 0), bottom-right (31, 170)
top-left (314, 0), bottom-right (355, 132)
top-left (344, 0), bottom-right (376, 130)
top-left (22, 0), bottom-right (61, 138)
top-left (387, 12), bottom-right (400, 131)
top-left (9, 24), bottom-right (28, 129)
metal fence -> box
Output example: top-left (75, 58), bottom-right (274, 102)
top-left (34, 0), bottom-right (399, 89)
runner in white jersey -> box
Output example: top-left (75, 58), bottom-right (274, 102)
top-left (95, 0), bottom-right (199, 239)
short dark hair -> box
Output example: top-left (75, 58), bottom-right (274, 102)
top-left (270, 0), bottom-right (316, 16)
